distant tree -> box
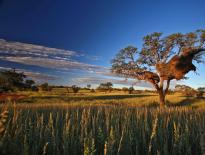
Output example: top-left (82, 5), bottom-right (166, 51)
top-left (196, 87), bottom-right (205, 97)
top-left (31, 85), bottom-right (39, 91)
top-left (90, 89), bottom-right (95, 93)
top-left (175, 85), bottom-right (193, 92)
top-left (112, 30), bottom-right (205, 106)
top-left (175, 84), bottom-right (199, 97)
top-left (0, 68), bottom-right (26, 92)
top-left (71, 85), bottom-right (80, 93)
top-left (196, 91), bottom-right (203, 98)
top-left (128, 86), bottom-right (134, 94)
top-left (25, 79), bottom-right (35, 89)
top-left (197, 87), bottom-right (205, 92)
top-left (87, 84), bottom-right (91, 89)
top-left (25, 79), bottom-right (35, 86)
top-left (40, 83), bottom-right (52, 91)
top-left (97, 82), bottom-right (113, 92)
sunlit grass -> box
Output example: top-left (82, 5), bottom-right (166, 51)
top-left (0, 90), bottom-right (205, 154)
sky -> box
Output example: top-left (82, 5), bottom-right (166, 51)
top-left (0, 0), bottom-right (205, 89)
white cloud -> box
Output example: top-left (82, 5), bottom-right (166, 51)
top-left (0, 39), bottom-right (77, 58)
top-left (0, 39), bottom-right (105, 72)
top-left (72, 76), bottom-right (153, 88)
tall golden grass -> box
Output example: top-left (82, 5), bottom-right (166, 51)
top-left (0, 105), bottom-right (204, 155)
top-left (0, 91), bottom-right (205, 154)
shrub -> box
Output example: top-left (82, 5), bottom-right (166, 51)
top-left (71, 85), bottom-right (80, 93)
top-left (90, 89), bottom-right (95, 93)
top-left (196, 91), bottom-right (203, 98)
top-left (31, 86), bottom-right (39, 92)
top-left (128, 86), bottom-right (134, 94)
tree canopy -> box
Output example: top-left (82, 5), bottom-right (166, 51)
top-left (0, 69), bottom-right (38, 92)
top-left (97, 82), bottom-right (113, 92)
top-left (111, 30), bottom-right (205, 105)
top-left (71, 85), bottom-right (80, 93)
top-left (0, 69), bottom-right (26, 92)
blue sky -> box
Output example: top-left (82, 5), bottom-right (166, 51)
top-left (0, 0), bottom-right (205, 89)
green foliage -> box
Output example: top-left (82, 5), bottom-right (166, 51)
top-left (31, 85), bottom-right (39, 92)
top-left (25, 80), bottom-right (35, 87)
top-left (198, 87), bottom-right (205, 92)
top-left (40, 83), bottom-right (51, 91)
top-left (97, 82), bottom-right (113, 92)
top-left (90, 89), bottom-right (95, 93)
top-left (128, 86), bottom-right (134, 94)
top-left (0, 69), bottom-right (26, 92)
top-left (0, 69), bottom-right (39, 92)
top-left (87, 84), bottom-right (91, 89)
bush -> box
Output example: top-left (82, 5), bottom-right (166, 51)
top-left (196, 91), bottom-right (203, 98)
top-left (183, 90), bottom-right (196, 97)
top-left (40, 83), bottom-right (52, 91)
top-left (31, 86), bottom-right (39, 92)
top-left (128, 87), bottom-right (134, 94)
top-left (90, 89), bottom-right (95, 93)
top-left (71, 85), bottom-right (80, 93)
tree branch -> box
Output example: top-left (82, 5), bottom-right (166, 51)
top-left (148, 79), bottom-right (159, 91)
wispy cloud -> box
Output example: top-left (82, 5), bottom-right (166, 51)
top-left (24, 71), bottom-right (59, 82)
top-left (0, 39), bottom-right (168, 89)
top-left (0, 39), bottom-right (78, 58)
top-left (72, 76), bottom-right (153, 88)
top-left (0, 39), bottom-right (104, 72)
top-left (0, 56), bottom-right (105, 71)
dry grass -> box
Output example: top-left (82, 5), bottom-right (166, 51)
top-left (0, 108), bottom-right (9, 136)
top-left (0, 90), bottom-right (205, 154)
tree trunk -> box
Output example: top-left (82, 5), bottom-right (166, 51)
top-left (158, 89), bottom-right (165, 107)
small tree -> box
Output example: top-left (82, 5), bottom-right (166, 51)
top-left (41, 82), bottom-right (50, 91)
top-left (197, 87), bottom-right (205, 92)
top-left (0, 68), bottom-right (26, 92)
top-left (87, 84), bottom-right (91, 89)
top-left (128, 86), bottom-right (134, 94)
top-left (90, 89), bottom-right (95, 93)
top-left (175, 84), bottom-right (193, 92)
top-left (25, 79), bottom-right (35, 86)
top-left (31, 85), bottom-right (39, 91)
top-left (25, 79), bottom-right (35, 89)
top-left (97, 82), bottom-right (113, 93)
top-left (175, 84), bottom-right (201, 97)
top-left (71, 85), bottom-right (80, 93)
top-left (111, 30), bottom-right (205, 106)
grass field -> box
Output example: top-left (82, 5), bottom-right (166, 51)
top-left (0, 89), bottom-right (205, 155)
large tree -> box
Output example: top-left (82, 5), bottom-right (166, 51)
top-left (111, 30), bottom-right (205, 106)
top-left (0, 69), bottom-right (26, 92)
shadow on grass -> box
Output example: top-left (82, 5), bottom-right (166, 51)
top-left (166, 97), bottom-right (205, 107)
top-left (19, 94), bottom-right (157, 103)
